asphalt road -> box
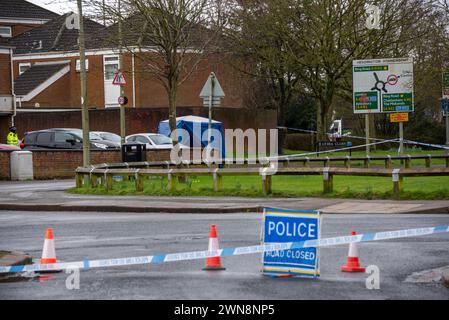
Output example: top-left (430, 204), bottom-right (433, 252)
top-left (0, 211), bottom-right (448, 300)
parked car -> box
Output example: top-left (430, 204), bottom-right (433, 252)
top-left (21, 128), bottom-right (120, 150)
top-left (0, 144), bottom-right (20, 150)
top-left (91, 131), bottom-right (122, 147)
top-left (125, 133), bottom-right (187, 150)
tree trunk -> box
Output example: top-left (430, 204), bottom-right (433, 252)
top-left (168, 82), bottom-right (178, 145)
top-left (316, 101), bottom-right (328, 141)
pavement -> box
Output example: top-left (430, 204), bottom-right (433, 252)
top-left (0, 211), bottom-right (448, 299)
top-left (0, 179), bottom-right (449, 214)
top-left (0, 250), bottom-right (32, 281)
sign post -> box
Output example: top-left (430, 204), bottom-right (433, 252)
top-left (442, 72), bottom-right (449, 146)
top-left (113, 70), bottom-right (127, 145)
top-left (353, 58), bottom-right (414, 155)
top-left (390, 113), bottom-right (409, 155)
top-left (199, 72), bottom-right (225, 161)
top-left (262, 208), bottom-right (320, 278)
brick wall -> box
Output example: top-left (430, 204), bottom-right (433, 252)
top-left (0, 52), bottom-right (12, 95)
top-left (0, 151), bottom-right (11, 179)
top-left (12, 52), bottom-right (248, 109)
top-left (0, 149), bottom-right (172, 180)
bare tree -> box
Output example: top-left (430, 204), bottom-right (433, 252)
top-left (88, 0), bottom-right (224, 143)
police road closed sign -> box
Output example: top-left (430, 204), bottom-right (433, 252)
top-left (262, 208), bottom-right (320, 278)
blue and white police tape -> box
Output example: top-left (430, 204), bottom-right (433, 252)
top-left (1, 225), bottom-right (448, 274)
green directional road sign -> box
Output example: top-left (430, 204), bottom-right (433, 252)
top-left (353, 58), bottom-right (414, 114)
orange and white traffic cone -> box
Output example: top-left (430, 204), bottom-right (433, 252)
top-left (40, 228), bottom-right (57, 265)
top-left (203, 224), bottom-right (225, 271)
top-left (341, 231), bottom-right (365, 273)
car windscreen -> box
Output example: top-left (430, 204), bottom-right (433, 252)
top-left (90, 133), bottom-right (103, 141)
top-left (23, 133), bottom-right (37, 144)
top-left (149, 135), bottom-right (172, 145)
top-left (100, 133), bottom-right (121, 143)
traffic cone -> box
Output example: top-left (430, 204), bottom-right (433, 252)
top-left (341, 231), bottom-right (365, 273)
top-left (40, 228), bottom-right (57, 265)
top-left (203, 224), bottom-right (225, 271)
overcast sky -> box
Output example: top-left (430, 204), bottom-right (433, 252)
top-left (27, 0), bottom-right (78, 15)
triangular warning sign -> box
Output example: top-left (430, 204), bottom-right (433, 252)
top-left (199, 72), bottom-right (225, 98)
top-left (112, 71), bottom-right (127, 86)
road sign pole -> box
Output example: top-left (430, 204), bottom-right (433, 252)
top-left (208, 73), bottom-right (215, 160)
top-left (399, 121), bottom-right (404, 155)
top-left (365, 114), bottom-right (370, 156)
top-left (446, 112), bottom-right (449, 146)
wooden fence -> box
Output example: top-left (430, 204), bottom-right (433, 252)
top-left (75, 153), bottom-right (449, 198)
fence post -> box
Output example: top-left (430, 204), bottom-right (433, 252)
top-left (91, 174), bottom-right (98, 188)
top-left (392, 169), bottom-right (402, 199)
top-left (324, 156), bottom-right (330, 167)
top-left (213, 170), bottom-right (222, 192)
top-left (404, 155), bottom-right (411, 169)
top-left (105, 173), bottom-right (113, 191)
top-left (344, 156), bottom-right (351, 169)
top-left (167, 170), bottom-right (175, 192)
top-left (135, 170), bottom-right (144, 192)
top-left (304, 157), bottom-right (310, 168)
top-left (261, 174), bottom-right (272, 195)
top-left (425, 155), bottom-right (432, 168)
top-left (364, 156), bottom-right (371, 168)
top-left (323, 168), bottom-right (333, 194)
top-left (385, 155), bottom-right (392, 169)
top-left (76, 172), bottom-right (83, 188)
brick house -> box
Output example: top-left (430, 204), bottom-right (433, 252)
top-left (0, 1), bottom-right (274, 144)
top-left (0, 0), bottom-right (59, 120)
top-left (0, 0), bottom-right (58, 38)
top-left (1, 1), bottom-right (246, 111)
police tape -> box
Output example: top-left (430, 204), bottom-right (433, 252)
top-left (1, 225), bottom-right (448, 274)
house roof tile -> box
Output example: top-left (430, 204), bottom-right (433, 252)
top-left (14, 62), bottom-right (69, 96)
top-left (0, 0), bottom-right (59, 20)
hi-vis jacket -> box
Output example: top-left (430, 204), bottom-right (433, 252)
top-left (7, 132), bottom-right (18, 146)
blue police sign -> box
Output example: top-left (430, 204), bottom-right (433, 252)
top-left (262, 208), bottom-right (320, 278)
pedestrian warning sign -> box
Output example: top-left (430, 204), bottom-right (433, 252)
top-left (262, 208), bottom-right (320, 278)
top-left (112, 71), bottom-right (127, 86)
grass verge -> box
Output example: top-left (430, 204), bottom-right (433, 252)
top-left (68, 175), bottom-right (449, 200)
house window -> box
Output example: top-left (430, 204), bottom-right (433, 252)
top-left (104, 56), bottom-right (119, 80)
top-left (76, 59), bottom-right (89, 72)
top-left (19, 63), bottom-right (31, 75)
top-left (0, 26), bottom-right (12, 38)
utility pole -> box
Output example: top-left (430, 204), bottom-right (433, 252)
top-left (77, 0), bottom-right (89, 167)
top-left (118, 0), bottom-right (125, 145)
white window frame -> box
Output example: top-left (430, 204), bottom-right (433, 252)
top-left (19, 63), bottom-right (31, 75)
top-left (103, 55), bottom-right (120, 81)
top-left (0, 26), bottom-right (12, 38)
top-left (76, 59), bottom-right (89, 72)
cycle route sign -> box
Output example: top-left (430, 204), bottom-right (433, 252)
top-left (353, 58), bottom-right (414, 114)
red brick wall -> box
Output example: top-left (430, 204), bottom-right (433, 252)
top-left (13, 52), bottom-right (248, 109)
top-left (14, 55), bottom-right (105, 108)
top-left (29, 149), bottom-right (171, 179)
top-left (0, 52), bottom-right (12, 95)
top-left (0, 151), bottom-right (11, 179)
